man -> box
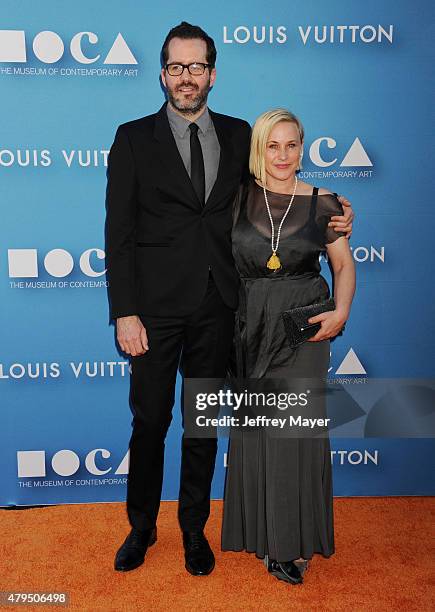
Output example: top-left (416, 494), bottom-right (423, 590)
top-left (105, 22), bottom-right (353, 576)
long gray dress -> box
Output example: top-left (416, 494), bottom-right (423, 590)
top-left (221, 178), bottom-right (344, 563)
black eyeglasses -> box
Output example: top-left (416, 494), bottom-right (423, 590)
top-left (165, 62), bottom-right (211, 76)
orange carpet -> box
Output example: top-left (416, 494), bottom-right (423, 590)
top-left (1, 498), bottom-right (434, 611)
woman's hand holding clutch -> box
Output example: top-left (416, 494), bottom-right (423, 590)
top-left (307, 310), bottom-right (347, 342)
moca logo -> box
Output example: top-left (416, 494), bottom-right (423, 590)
top-left (309, 137), bottom-right (372, 167)
top-left (8, 248), bottom-right (106, 278)
top-left (334, 348), bottom-right (367, 375)
top-left (0, 30), bottom-right (137, 64)
top-left (17, 449), bottom-right (129, 477)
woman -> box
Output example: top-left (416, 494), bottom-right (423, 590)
top-left (221, 109), bottom-right (356, 584)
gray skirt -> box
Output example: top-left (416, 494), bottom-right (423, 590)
top-left (221, 338), bottom-right (334, 563)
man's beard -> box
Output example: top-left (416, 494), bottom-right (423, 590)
top-left (166, 78), bottom-right (210, 115)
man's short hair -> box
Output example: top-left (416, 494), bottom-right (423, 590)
top-left (161, 21), bottom-right (217, 68)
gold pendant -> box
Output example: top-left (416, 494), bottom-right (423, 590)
top-left (267, 252), bottom-right (281, 271)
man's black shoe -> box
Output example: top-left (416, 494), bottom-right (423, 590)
top-left (183, 531), bottom-right (215, 576)
top-left (114, 526), bottom-right (157, 572)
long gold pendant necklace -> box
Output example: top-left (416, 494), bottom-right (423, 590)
top-left (263, 175), bottom-right (298, 271)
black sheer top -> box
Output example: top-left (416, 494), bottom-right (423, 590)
top-left (232, 178), bottom-right (344, 278)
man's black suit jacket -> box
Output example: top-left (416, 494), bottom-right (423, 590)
top-left (105, 103), bottom-right (251, 319)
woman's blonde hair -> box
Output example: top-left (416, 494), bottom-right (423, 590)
top-left (249, 109), bottom-right (304, 186)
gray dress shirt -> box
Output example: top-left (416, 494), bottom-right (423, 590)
top-left (166, 104), bottom-right (220, 203)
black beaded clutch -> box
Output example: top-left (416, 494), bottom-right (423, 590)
top-left (282, 297), bottom-right (336, 349)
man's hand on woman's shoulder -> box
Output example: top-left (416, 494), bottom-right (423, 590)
top-left (330, 193), bottom-right (354, 238)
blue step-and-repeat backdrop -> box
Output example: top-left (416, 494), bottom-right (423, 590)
top-left (1, 1), bottom-right (434, 506)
